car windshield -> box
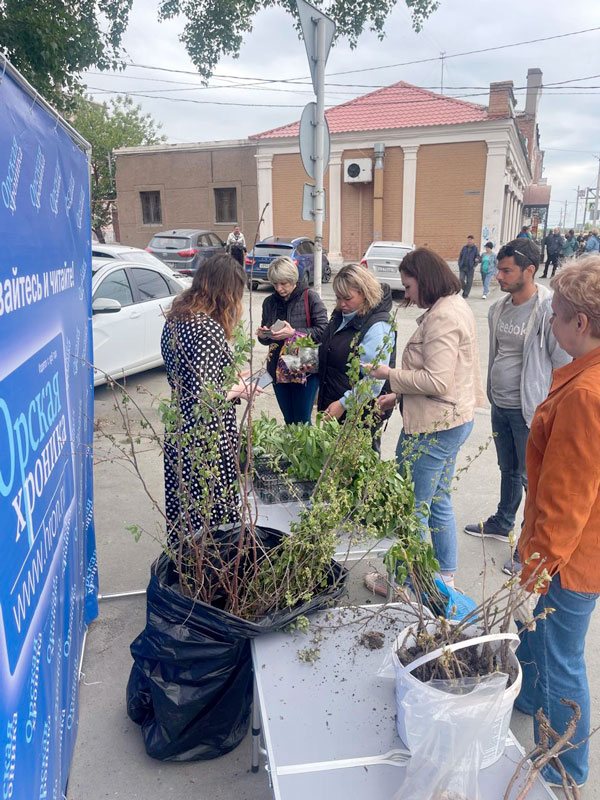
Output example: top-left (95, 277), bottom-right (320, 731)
top-left (150, 236), bottom-right (190, 249)
top-left (368, 246), bottom-right (407, 260)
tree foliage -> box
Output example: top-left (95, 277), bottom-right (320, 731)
top-left (158, 0), bottom-right (440, 80)
top-left (1, 0), bottom-right (438, 111)
top-left (72, 95), bottom-right (166, 241)
top-left (0, 0), bottom-right (132, 109)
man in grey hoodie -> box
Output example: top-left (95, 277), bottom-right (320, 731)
top-left (464, 238), bottom-right (570, 572)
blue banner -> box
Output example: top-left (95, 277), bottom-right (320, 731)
top-left (0, 62), bottom-right (98, 800)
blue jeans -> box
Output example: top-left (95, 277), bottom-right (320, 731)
top-left (273, 374), bottom-right (319, 425)
top-left (481, 270), bottom-right (492, 295)
top-left (489, 403), bottom-right (529, 533)
top-left (516, 574), bottom-right (599, 785)
top-left (397, 421), bottom-right (473, 573)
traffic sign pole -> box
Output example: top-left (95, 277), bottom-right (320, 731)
top-left (313, 16), bottom-right (326, 295)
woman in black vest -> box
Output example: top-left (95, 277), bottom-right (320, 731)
top-left (318, 265), bottom-right (395, 440)
top-left (257, 257), bottom-right (328, 424)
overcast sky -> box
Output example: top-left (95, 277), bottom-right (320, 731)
top-left (85, 0), bottom-right (600, 227)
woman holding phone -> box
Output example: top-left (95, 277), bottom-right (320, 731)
top-left (257, 257), bottom-right (328, 424)
top-left (161, 254), bottom-right (256, 544)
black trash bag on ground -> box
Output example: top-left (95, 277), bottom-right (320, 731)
top-left (126, 525), bottom-right (346, 761)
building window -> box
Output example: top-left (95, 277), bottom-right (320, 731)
top-left (140, 191), bottom-right (162, 225)
top-left (214, 187), bottom-right (237, 224)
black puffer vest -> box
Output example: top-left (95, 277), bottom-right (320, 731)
top-left (317, 284), bottom-right (396, 413)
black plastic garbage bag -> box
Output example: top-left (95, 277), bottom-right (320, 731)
top-left (126, 525), bottom-right (346, 761)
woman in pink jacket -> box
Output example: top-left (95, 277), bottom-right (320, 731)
top-left (365, 248), bottom-right (485, 592)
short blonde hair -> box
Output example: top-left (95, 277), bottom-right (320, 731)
top-left (333, 264), bottom-right (383, 314)
top-left (268, 256), bottom-right (298, 286)
top-left (551, 256), bottom-right (600, 337)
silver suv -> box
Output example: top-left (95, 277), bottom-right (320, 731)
top-left (147, 229), bottom-right (226, 276)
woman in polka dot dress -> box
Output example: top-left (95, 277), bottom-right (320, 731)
top-left (161, 255), bottom-right (251, 545)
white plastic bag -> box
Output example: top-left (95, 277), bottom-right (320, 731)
top-left (392, 672), bottom-right (508, 800)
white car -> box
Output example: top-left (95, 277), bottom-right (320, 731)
top-left (92, 257), bottom-right (189, 386)
top-left (361, 241), bottom-right (415, 292)
top-left (92, 242), bottom-right (167, 270)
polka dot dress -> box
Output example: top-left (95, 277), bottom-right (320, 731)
top-left (161, 313), bottom-right (240, 545)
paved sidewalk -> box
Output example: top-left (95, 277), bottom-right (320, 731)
top-left (67, 282), bottom-right (599, 799)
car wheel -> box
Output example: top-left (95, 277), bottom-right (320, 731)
top-left (322, 263), bottom-right (332, 283)
top-left (247, 280), bottom-right (259, 291)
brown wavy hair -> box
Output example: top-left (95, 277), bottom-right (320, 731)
top-left (167, 254), bottom-right (245, 338)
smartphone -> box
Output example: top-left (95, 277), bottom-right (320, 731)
top-left (251, 371), bottom-right (273, 389)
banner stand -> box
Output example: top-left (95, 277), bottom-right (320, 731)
top-left (1, 54), bottom-right (98, 800)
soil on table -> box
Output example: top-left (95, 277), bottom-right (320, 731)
top-left (359, 630), bottom-right (385, 650)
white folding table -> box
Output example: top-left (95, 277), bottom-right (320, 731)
top-left (254, 498), bottom-right (395, 564)
top-left (251, 604), bottom-right (557, 800)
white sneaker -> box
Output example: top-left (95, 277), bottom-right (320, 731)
top-left (482, 294), bottom-right (487, 299)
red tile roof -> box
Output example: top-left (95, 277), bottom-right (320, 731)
top-left (250, 81), bottom-right (488, 139)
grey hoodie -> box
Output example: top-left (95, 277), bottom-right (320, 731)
top-left (487, 283), bottom-right (571, 426)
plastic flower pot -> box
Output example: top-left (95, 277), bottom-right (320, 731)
top-left (392, 621), bottom-right (522, 769)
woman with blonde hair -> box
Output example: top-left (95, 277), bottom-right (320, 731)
top-left (364, 248), bottom-right (485, 591)
top-left (515, 256), bottom-right (600, 788)
top-left (161, 254), bottom-right (253, 544)
top-left (317, 264), bottom-right (395, 442)
top-left (257, 256), bottom-right (327, 424)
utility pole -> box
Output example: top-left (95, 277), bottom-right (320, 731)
top-left (563, 199), bottom-right (568, 232)
top-left (312, 17), bottom-right (326, 296)
top-left (296, 0), bottom-right (334, 297)
top-left (440, 52), bottom-right (446, 95)
top-left (594, 155), bottom-right (600, 227)
top-left (574, 186), bottom-right (580, 232)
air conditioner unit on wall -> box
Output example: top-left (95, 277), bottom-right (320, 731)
top-left (344, 158), bottom-right (372, 184)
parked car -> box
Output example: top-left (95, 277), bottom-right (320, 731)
top-left (92, 242), bottom-right (168, 269)
top-left (92, 257), bottom-right (189, 386)
top-left (245, 236), bottom-right (331, 289)
top-left (146, 229), bottom-right (226, 276)
top-left (361, 240), bottom-right (415, 293)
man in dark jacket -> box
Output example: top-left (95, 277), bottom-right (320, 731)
top-left (542, 228), bottom-right (564, 278)
top-left (458, 235), bottom-right (479, 298)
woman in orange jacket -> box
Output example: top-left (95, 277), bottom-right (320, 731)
top-left (516, 256), bottom-right (600, 788)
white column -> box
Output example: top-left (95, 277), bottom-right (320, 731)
top-left (256, 153), bottom-right (273, 239)
top-left (481, 143), bottom-right (508, 248)
top-left (327, 151), bottom-right (343, 265)
top-left (401, 145), bottom-right (419, 245)
top-left (510, 194), bottom-right (519, 239)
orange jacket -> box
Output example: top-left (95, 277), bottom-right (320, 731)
top-left (519, 347), bottom-right (600, 593)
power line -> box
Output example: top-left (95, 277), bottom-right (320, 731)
top-left (87, 85), bottom-right (600, 109)
top-left (322, 27), bottom-right (600, 78)
top-left (84, 68), bottom-right (600, 97)
top-left (120, 26), bottom-right (600, 84)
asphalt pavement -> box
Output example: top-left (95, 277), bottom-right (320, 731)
top-left (67, 276), bottom-right (599, 799)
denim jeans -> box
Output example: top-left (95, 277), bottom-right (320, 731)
top-left (397, 420), bottom-right (474, 573)
top-left (516, 574), bottom-right (599, 785)
top-left (273, 374), bottom-right (319, 424)
top-left (459, 266), bottom-right (474, 298)
top-left (481, 270), bottom-right (492, 295)
top-left (489, 403), bottom-right (529, 533)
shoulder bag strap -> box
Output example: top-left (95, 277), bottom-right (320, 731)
top-left (303, 289), bottom-right (311, 328)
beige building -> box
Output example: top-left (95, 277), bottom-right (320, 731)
top-left (114, 140), bottom-right (259, 249)
top-left (252, 70), bottom-right (545, 262)
top-left (114, 69), bottom-right (547, 262)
